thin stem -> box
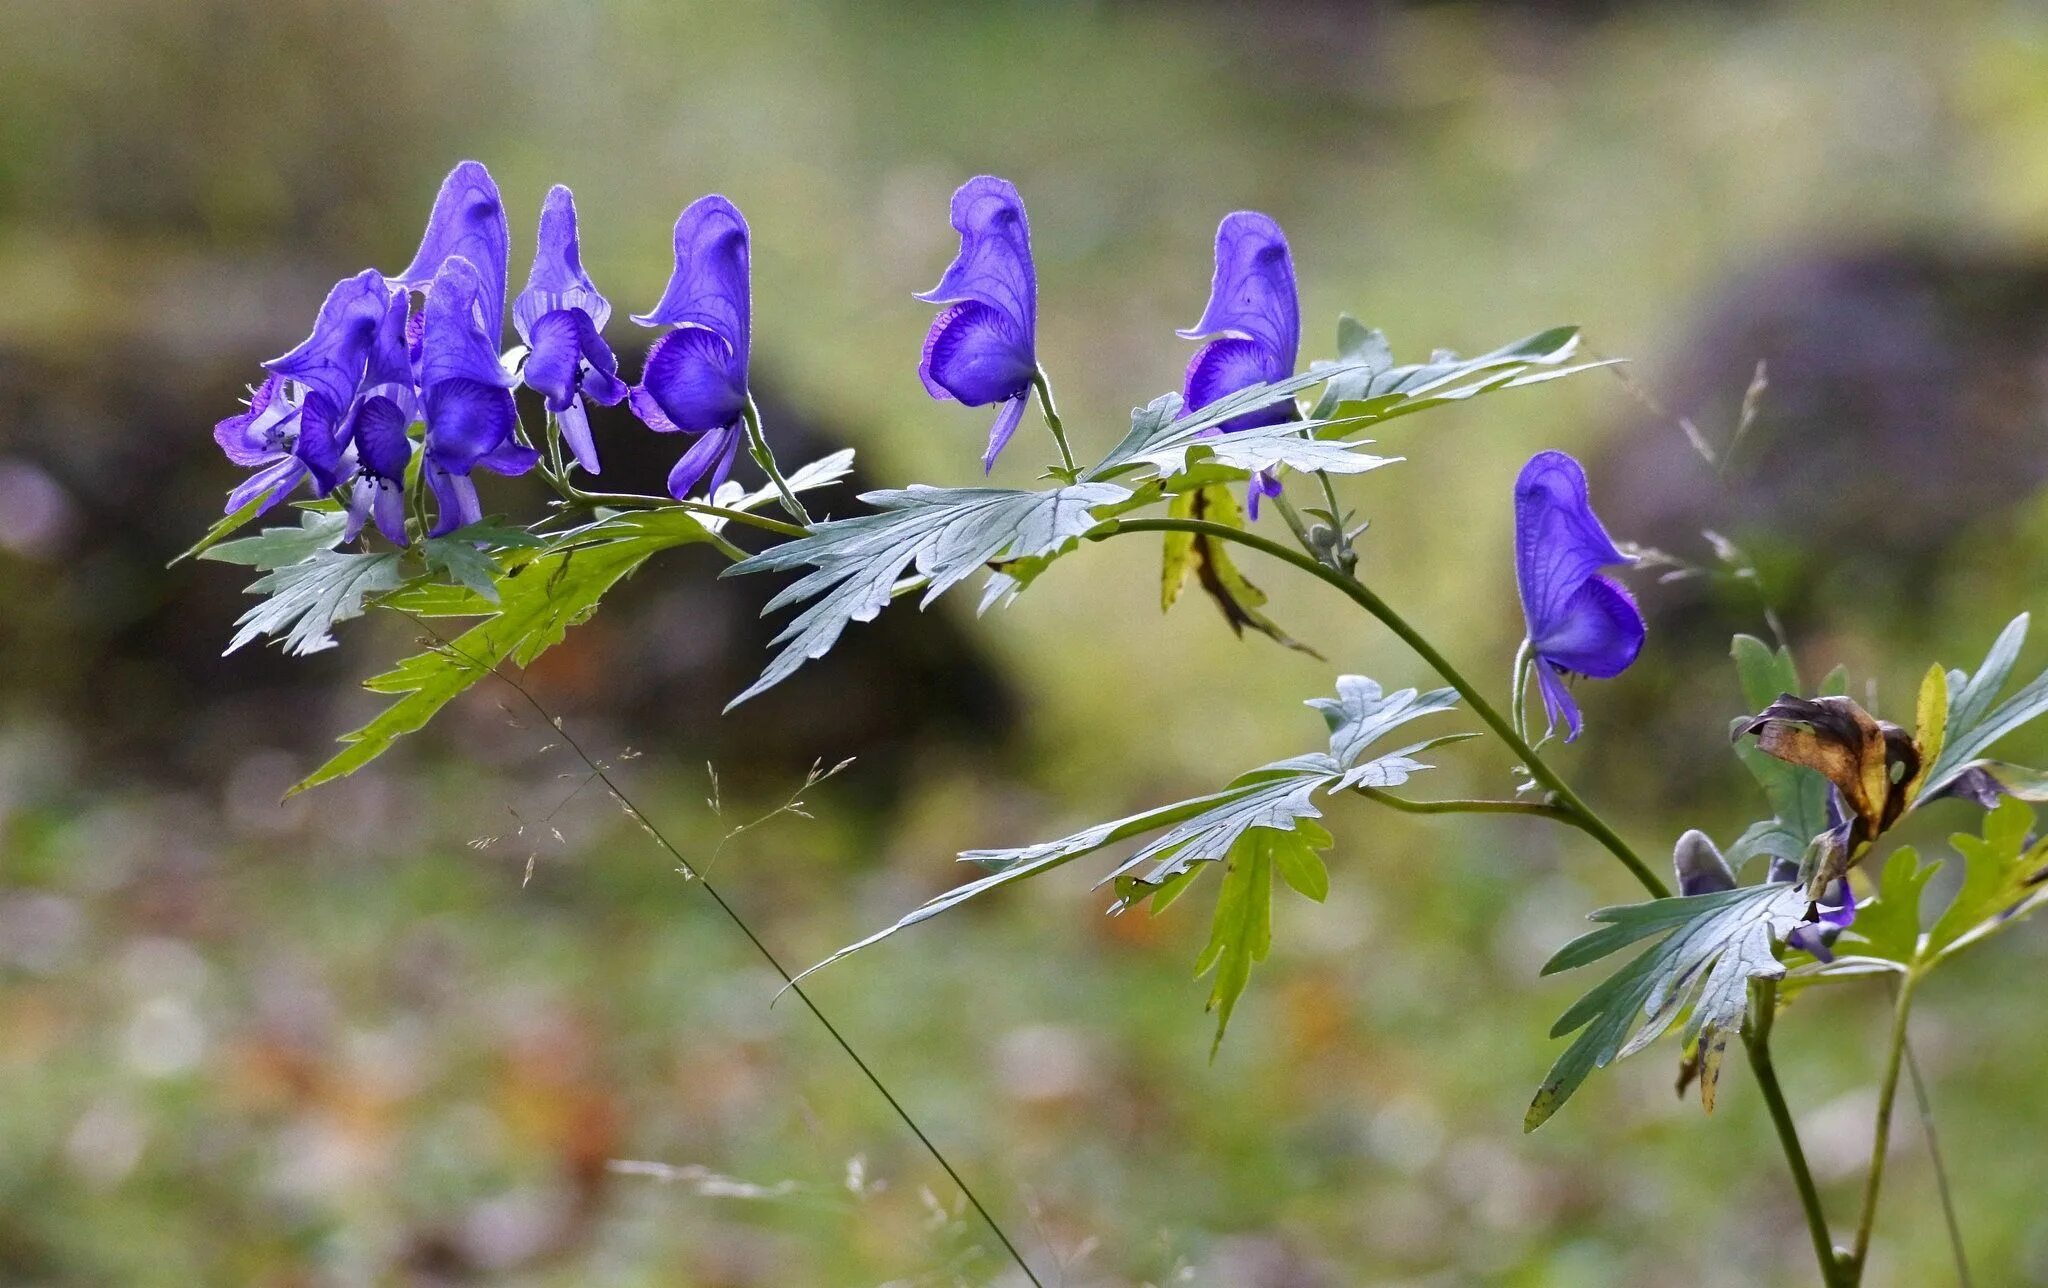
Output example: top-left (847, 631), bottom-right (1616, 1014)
top-left (1314, 469), bottom-right (1345, 526)
top-left (1901, 1028), bottom-right (1972, 1286)
top-left (393, 611), bottom-right (1042, 1286)
top-left (540, 465), bottom-right (808, 539)
top-left (1352, 786), bottom-right (1576, 823)
top-left (1853, 970), bottom-right (1922, 1274)
top-left (1509, 638), bottom-right (1533, 744)
top-left (1267, 490), bottom-right (1319, 557)
top-left (1030, 369), bottom-right (1079, 480)
top-left (741, 397), bottom-right (814, 527)
top-left (1096, 516), bottom-right (1670, 899)
top-left (1748, 978), bottom-right (1850, 1288)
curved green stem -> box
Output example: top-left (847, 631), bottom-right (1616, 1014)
top-left (538, 465), bottom-right (809, 539)
top-left (741, 397), bottom-right (814, 527)
top-left (1097, 515), bottom-right (1670, 899)
top-left (1902, 1028), bottom-right (1972, 1286)
top-left (1030, 369), bottom-right (1079, 480)
top-left (1353, 786), bottom-right (1576, 824)
top-left (1749, 978), bottom-right (1851, 1287)
top-left (1852, 971), bottom-right (1922, 1276)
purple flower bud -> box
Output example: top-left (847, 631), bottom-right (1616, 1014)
top-left (1514, 451), bottom-right (1645, 741)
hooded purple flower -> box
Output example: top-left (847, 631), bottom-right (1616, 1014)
top-left (390, 161), bottom-right (509, 347)
top-left (1514, 450), bottom-right (1645, 741)
top-left (630, 195), bottom-right (752, 500)
top-left (916, 176), bottom-right (1038, 471)
top-left (1178, 211), bottom-right (1299, 516)
top-left (215, 268), bottom-right (392, 514)
top-left (418, 255), bottom-right (534, 536)
top-left (515, 185), bottom-right (625, 475)
top-left (338, 289), bottom-right (418, 544)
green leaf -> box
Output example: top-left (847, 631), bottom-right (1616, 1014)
top-left (792, 674), bottom-right (1465, 983)
top-left (1727, 635), bottom-right (1833, 868)
top-left (1919, 614), bottom-right (2048, 801)
top-left (225, 551), bottom-right (409, 656)
top-left (1307, 316), bottom-right (1395, 418)
top-left (291, 510), bottom-right (718, 794)
top-left (1841, 847), bottom-right (1941, 967)
top-left (1161, 484), bottom-right (1321, 658)
top-left (1272, 831), bottom-right (1330, 902)
top-left (170, 487), bottom-right (286, 567)
top-left (1196, 831), bottom-right (1277, 1057)
top-left (421, 535), bottom-right (504, 603)
top-left (199, 509), bottom-right (351, 571)
top-left (1923, 797), bottom-right (2048, 962)
top-left (723, 482), bottom-right (1132, 707)
top-left (1527, 883), bottom-right (1809, 1131)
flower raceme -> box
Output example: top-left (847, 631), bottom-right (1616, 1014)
top-left (1178, 211), bottom-right (1300, 517)
top-left (916, 176), bottom-right (1039, 472)
top-left (629, 195), bottom-right (756, 501)
top-left (1513, 450), bottom-right (1645, 742)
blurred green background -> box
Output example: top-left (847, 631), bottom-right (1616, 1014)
top-left (5, 0), bottom-right (2048, 1283)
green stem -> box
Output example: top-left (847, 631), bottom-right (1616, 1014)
top-left (1902, 1028), bottom-right (1972, 1286)
top-left (741, 397), bottom-right (814, 527)
top-left (1749, 978), bottom-right (1850, 1288)
top-left (1097, 516), bottom-right (1670, 899)
top-left (539, 465), bottom-right (809, 539)
top-left (1509, 638), bottom-right (1533, 744)
top-left (1030, 369), bottom-right (1079, 480)
top-left (1852, 970), bottom-right (1922, 1275)
top-left (1353, 786), bottom-right (1576, 824)
top-left (1267, 490), bottom-right (1319, 557)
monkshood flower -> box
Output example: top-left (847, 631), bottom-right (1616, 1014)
top-left (1178, 211), bottom-right (1299, 517)
top-left (1514, 450), bottom-right (1645, 742)
top-left (916, 176), bottom-right (1037, 471)
top-left (417, 255), bottom-right (534, 535)
top-left (339, 290), bottom-right (417, 544)
top-left (214, 268), bottom-right (392, 514)
top-left (514, 185), bottom-right (625, 474)
top-left (630, 195), bottom-right (753, 499)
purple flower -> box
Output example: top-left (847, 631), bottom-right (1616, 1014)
top-left (1514, 450), bottom-right (1645, 741)
top-left (1673, 829), bottom-right (1736, 896)
top-left (418, 255), bottom-right (534, 536)
top-left (1178, 211), bottom-right (1298, 517)
top-left (515, 185), bottom-right (625, 475)
top-left (916, 176), bottom-right (1038, 472)
top-left (338, 289), bottom-right (418, 544)
top-left (390, 161), bottom-right (509, 347)
top-left (215, 268), bottom-right (393, 514)
top-left (630, 195), bottom-right (753, 499)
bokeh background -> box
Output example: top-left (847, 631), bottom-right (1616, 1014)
top-left (4, 1), bottom-right (2048, 1283)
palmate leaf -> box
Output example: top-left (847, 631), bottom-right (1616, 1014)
top-left (1919, 613), bottom-right (2048, 800)
top-left (722, 482), bottom-right (1133, 707)
top-left (290, 509), bottom-right (720, 794)
top-left (1527, 882), bottom-right (1810, 1131)
top-left (788, 676), bottom-right (1465, 1006)
top-left (200, 508), bottom-right (349, 571)
top-left (225, 550), bottom-right (409, 656)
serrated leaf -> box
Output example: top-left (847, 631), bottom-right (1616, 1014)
top-left (794, 674), bottom-right (1464, 983)
top-left (1919, 614), bottom-right (2048, 801)
top-left (1843, 847), bottom-right (1941, 967)
top-left (1162, 484), bottom-right (1321, 657)
top-left (701, 448), bottom-right (857, 533)
top-left (291, 510), bottom-right (717, 794)
top-left (1924, 797), bottom-right (2048, 961)
top-left (1727, 635), bottom-right (1834, 868)
top-left (1197, 831), bottom-right (1277, 1057)
top-left (421, 535), bottom-right (504, 603)
top-left (200, 509), bottom-right (351, 571)
top-left (723, 482), bottom-right (1132, 707)
top-left (1526, 882), bottom-right (1809, 1131)
top-left (225, 551), bottom-right (409, 656)
top-left (171, 487), bottom-right (288, 567)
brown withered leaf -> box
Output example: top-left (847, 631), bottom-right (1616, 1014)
top-left (1736, 694), bottom-right (1920, 899)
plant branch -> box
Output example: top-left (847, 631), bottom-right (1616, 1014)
top-left (1352, 786), bottom-right (1576, 823)
top-left (1096, 515), bottom-right (1670, 899)
top-left (742, 397), bottom-right (815, 527)
top-left (1030, 368), bottom-right (1079, 480)
top-left (1902, 1026), bottom-right (1972, 1286)
top-left (1748, 978), bottom-right (1850, 1288)
top-left (1852, 970), bottom-right (1922, 1276)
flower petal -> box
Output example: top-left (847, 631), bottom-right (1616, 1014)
top-left (1533, 573), bottom-right (1644, 679)
top-left (293, 393), bottom-right (349, 494)
top-left (425, 460), bottom-right (483, 537)
top-left (1514, 450), bottom-right (1631, 646)
top-left (1178, 211), bottom-right (1298, 372)
top-left (1673, 829), bottom-right (1736, 896)
top-left (226, 455), bottom-right (306, 515)
top-left (349, 393), bottom-right (413, 483)
top-left (922, 301), bottom-right (1035, 408)
top-left (1183, 336), bottom-right (1292, 430)
top-left (419, 256), bottom-right (517, 395)
top-left (391, 161), bottom-right (509, 345)
top-left (915, 176), bottom-right (1036, 341)
top-left (631, 194), bottom-right (750, 379)
top-left (628, 384), bottom-right (681, 434)
top-left (475, 440), bottom-right (542, 477)
top-left (1532, 657), bottom-right (1584, 742)
top-left (264, 269), bottom-right (392, 414)
top-left (423, 377), bottom-right (518, 472)
top-left (555, 396), bottom-right (600, 474)
top-left (215, 375), bottom-right (288, 466)
top-left (637, 324), bottom-right (747, 432)
top-left (515, 184), bottom-right (610, 343)
top-left (522, 308), bottom-right (592, 412)
top-left (345, 475), bottom-right (409, 547)
top-left (980, 393), bottom-right (1028, 473)
top-left (665, 423), bottom-right (743, 500)
top-left (359, 289), bottom-right (417, 420)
